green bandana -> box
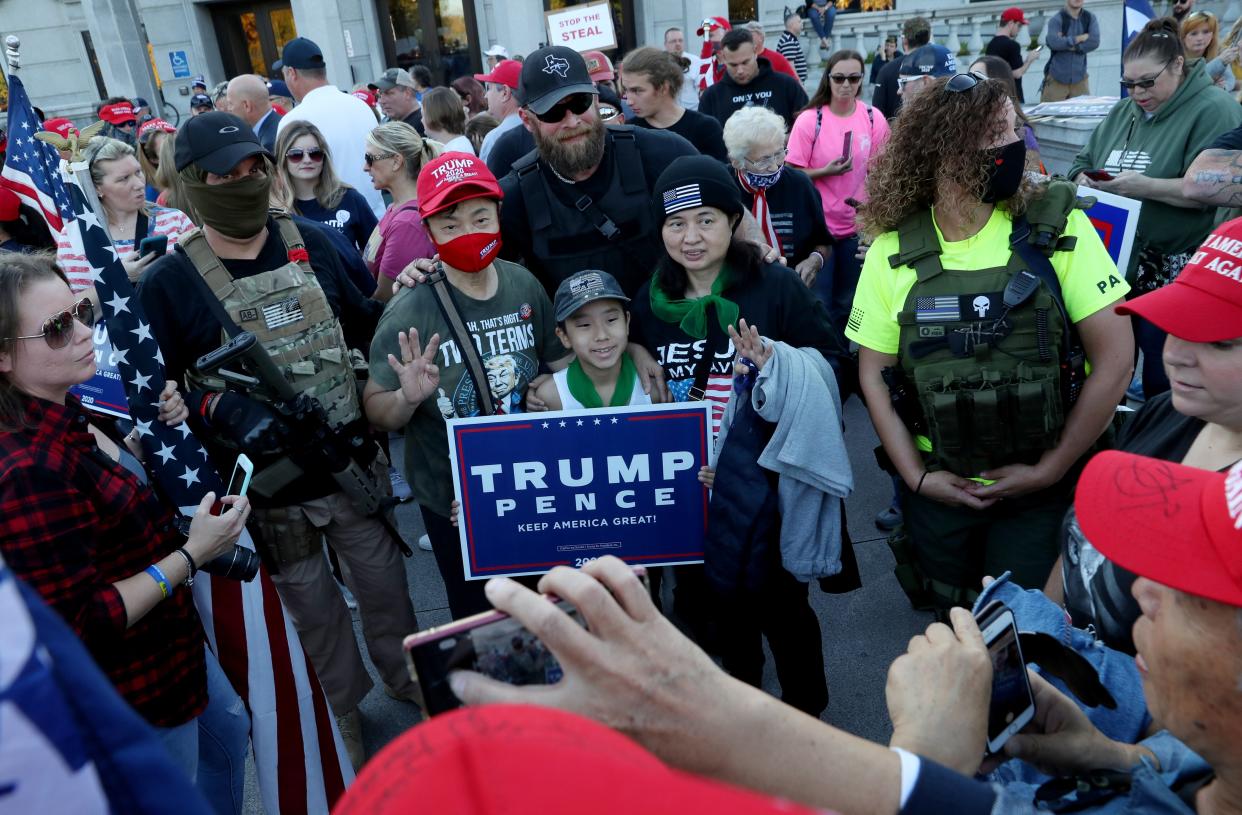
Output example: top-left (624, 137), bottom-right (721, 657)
top-left (648, 267), bottom-right (739, 340)
top-left (566, 352), bottom-right (638, 409)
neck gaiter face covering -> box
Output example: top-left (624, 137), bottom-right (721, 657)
top-left (181, 167), bottom-right (273, 239)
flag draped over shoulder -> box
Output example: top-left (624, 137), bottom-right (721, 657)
top-left (1122, 0), bottom-right (1157, 97)
top-left (1, 74), bottom-right (72, 232)
top-left (62, 166), bottom-right (353, 812)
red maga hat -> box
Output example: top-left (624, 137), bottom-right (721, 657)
top-left (417, 152), bottom-right (503, 219)
top-left (1001, 7), bottom-right (1029, 25)
top-left (42, 118), bottom-right (74, 139)
top-left (98, 102), bottom-right (137, 126)
top-left (1076, 451), bottom-right (1242, 608)
top-left (1117, 216), bottom-right (1242, 343)
top-left (697, 16), bottom-right (732, 36)
top-left (474, 59), bottom-right (521, 89)
top-left (335, 705), bottom-right (824, 815)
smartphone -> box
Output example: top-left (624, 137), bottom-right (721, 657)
top-left (211, 453), bottom-right (253, 515)
top-left (138, 234), bottom-right (168, 258)
top-left (975, 600), bottom-right (1036, 754)
top-left (842, 131), bottom-right (853, 163)
top-left (404, 566), bottom-right (650, 715)
top-left (404, 598), bottom-right (585, 715)
top-left (1083, 169), bottom-right (1114, 182)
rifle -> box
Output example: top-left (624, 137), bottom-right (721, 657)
top-left (195, 332), bottom-right (399, 531)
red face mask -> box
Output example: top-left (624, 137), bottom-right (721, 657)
top-left (436, 230), bottom-right (503, 273)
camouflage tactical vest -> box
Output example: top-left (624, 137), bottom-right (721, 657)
top-left (892, 193), bottom-right (1080, 477)
top-left (181, 215), bottom-right (362, 431)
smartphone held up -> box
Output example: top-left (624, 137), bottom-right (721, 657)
top-left (211, 453), bottom-right (253, 515)
top-left (975, 600), bottom-right (1036, 754)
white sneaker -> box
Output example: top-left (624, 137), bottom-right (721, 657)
top-left (389, 467), bottom-right (413, 502)
top-left (417, 533), bottom-right (433, 552)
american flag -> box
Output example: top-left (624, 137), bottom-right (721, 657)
top-left (1, 74), bottom-right (72, 232)
top-left (662, 183), bottom-right (703, 215)
top-left (63, 164), bottom-right (353, 811)
top-left (914, 295), bottom-right (961, 323)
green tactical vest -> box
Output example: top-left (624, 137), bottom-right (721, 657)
top-left (181, 215), bottom-right (362, 433)
top-left (892, 196), bottom-right (1079, 477)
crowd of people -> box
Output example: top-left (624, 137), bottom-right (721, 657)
top-left (2, 6), bottom-right (1242, 815)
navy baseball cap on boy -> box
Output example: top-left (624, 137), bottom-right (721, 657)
top-left (554, 270), bottom-right (630, 323)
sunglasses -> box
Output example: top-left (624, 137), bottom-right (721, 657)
top-left (830, 73), bottom-right (864, 84)
top-left (364, 151), bottom-right (397, 166)
top-left (1120, 60), bottom-right (1173, 90)
top-left (286, 147), bottom-right (325, 162)
top-left (5, 298), bottom-right (94, 350)
top-left (533, 92), bottom-right (594, 124)
top-left (944, 72), bottom-right (986, 94)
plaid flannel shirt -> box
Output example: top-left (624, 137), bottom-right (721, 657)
top-left (0, 395), bottom-right (206, 726)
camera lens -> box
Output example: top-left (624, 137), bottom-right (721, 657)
top-left (200, 544), bottom-right (261, 582)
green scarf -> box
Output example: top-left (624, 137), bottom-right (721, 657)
top-left (648, 266), bottom-right (739, 340)
top-left (566, 352), bottom-right (638, 409)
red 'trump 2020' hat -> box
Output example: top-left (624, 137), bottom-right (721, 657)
top-left (1117, 215), bottom-right (1242, 343)
top-left (417, 152), bottom-right (503, 220)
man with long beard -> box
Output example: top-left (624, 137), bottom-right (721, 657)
top-left (498, 46), bottom-right (699, 297)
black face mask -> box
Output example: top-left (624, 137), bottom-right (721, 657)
top-left (981, 139), bottom-right (1027, 203)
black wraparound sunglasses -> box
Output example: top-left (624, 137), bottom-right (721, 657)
top-left (533, 92), bottom-right (594, 124)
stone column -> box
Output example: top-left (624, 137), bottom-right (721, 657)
top-left (81, 0), bottom-right (159, 104)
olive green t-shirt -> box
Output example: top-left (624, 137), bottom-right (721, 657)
top-left (369, 259), bottom-right (568, 516)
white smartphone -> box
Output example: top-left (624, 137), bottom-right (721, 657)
top-left (977, 602), bottom-right (1036, 754)
top-left (212, 453), bottom-right (253, 515)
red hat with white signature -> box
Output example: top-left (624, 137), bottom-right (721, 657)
top-left (417, 151), bottom-right (503, 219)
top-left (697, 16), bottom-right (732, 36)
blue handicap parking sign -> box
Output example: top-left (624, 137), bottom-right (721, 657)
top-left (169, 50), bottom-right (191, 78)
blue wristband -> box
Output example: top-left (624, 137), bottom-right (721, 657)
top-left (145, 564), bottom-right (171, 599)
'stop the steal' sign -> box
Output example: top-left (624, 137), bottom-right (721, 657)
top-left (449, 403), bottom-right (710, 580)
top-left (544, 0), bottom-right (617, 52)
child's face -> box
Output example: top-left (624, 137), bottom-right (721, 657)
top-left (557, 299), bottom-right (629, 370)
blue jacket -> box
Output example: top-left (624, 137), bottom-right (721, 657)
top-left (1045, 8), bottom-right (1100, 85)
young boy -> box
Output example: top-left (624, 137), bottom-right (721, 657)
top-left (533, 270), bottom-right (653, 410)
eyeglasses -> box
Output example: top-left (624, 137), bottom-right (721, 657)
top-left (896, 75), bottom-right (925, 88)
top-left (286, 147), bottom-right (325, 162)
top-left (532, 92), bottom-right (594, 124)
top-left (1120, 60), bottom-right (1174, 90)
top-left (5, 298), bottom-right (94, 350)
top-left (830, 73), bottom-right (864, 85)
top-left (364, 151), bottom-right (396, 166)
top-left (741, 147), bottom-right (787, 171)
top-left (944, 72), bottom-right (986, 94)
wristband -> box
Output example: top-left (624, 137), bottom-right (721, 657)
top-left (172, 547), bottom-right (197, 587)
top-left (915, 471), bottom-right (929, 494)
top-left (199, 392), bottom-right (217, 423)
top-left (145, 564), bottom-right (172, 599)
top-left (810, 250), bottom-right (825, 270)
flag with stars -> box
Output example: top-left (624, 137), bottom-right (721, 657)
top-left (0, 73), bottom-right (72, 232)
top-left (63, 169), bottom-right (353, 811)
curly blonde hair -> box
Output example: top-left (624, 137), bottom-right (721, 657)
top-left (858, 76), bottom-right (1036, 237)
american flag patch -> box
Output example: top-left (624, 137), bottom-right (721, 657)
top-left (662, 184), bottom-right (703, 215)
top-left (914, 295), bottom-right (960, 322)
top-left (847, 306), bottom-right (864, 333)
top-left (262, 296), bottom-right (305, 330)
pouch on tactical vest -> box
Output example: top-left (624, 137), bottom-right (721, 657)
top-left (890, 181), bottom-right (1085, 477)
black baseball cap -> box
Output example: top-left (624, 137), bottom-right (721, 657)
top-left (281, 37), bottom-right (325, 70)
top-left (554, 270), bottom-right (629, 323)
top-left (517, 46), bottom-right (598, 115)
top-left (190, 93), bottom-right (214, 109)
top-left (175, 111), bottom-right (271, 173)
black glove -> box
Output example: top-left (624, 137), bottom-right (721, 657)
top-left (211, 392), bottom-right (292, 457)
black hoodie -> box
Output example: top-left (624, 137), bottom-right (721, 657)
top-left (699, 57), bottom-right (808, 130)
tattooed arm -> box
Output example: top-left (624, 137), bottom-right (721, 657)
top-left (1183, 148), bottom-right (1242, 207)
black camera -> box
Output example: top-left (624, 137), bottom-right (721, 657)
top-left (173, 515), bottom-right (261, 581)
